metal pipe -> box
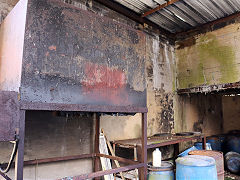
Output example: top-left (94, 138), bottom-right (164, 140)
top-left (0, 138), bottom-right (18, 174)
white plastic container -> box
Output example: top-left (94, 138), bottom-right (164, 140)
top-left (153, 148), bottom-right (162, 167)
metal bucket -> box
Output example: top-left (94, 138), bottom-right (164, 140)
top-left (176, 155), bottom-right (218, 180)
top-left (189, 150), bottom-right (224, 180)
top-left (147, 161), bottom-right (174, 180)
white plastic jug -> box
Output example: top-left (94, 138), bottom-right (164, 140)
top-left (153, 148), bottom-right (162, 167)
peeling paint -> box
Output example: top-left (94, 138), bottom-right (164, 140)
top-left (152, 35), bottom-right (161, 90)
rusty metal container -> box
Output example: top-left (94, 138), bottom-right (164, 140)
top-left (189, 150), bottom-right (224, 180)
top-left (0, 0), bottom-right (146, 107)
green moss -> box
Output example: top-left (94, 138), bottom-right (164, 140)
top-left (176, 34), bottom-right (238, 89)
top-left (176, 49), bottom-right (205, 89)
top-left (198, 34), bottom-right (238, 84)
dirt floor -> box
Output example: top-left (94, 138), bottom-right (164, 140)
top-left (225, 171), bottom-right (240, 180)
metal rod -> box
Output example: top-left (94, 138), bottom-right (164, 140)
top-left (24, 154), bottom-right (94, 166)
top-left (139, 113), bottom-right (147, 180)
top-left (60, 163), bottom-right (145, 180)
top-left (94, 113), bottom-right (101, 180)
top-left (96, 153), bottom-right (137, 165)
top-left (0, 139), bottom-right (18, 173)
top-left (0, 171), bottom-right (12, 180)
top-left (142, 0), bottom-right (180, 17)
top-left (147, 135), bottom-right (204, 149)
top-left (15, 110), bottom-right (25, 180)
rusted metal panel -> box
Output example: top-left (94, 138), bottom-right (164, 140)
top-left (20, 0), bottom-right (146, 107)
top-left (177, 81), bottom-right (240, 94)
top-left (20, 101), bottom-right (147, 113)
top-left (0, 91), bottom-right (19, 141)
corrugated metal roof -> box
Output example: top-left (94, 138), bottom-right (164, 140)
top-left (113, 0), bottom-right (240, 33)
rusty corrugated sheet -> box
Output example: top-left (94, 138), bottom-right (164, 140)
top-left (113, 0), bottom-right (240, 33)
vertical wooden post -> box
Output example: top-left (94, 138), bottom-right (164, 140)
top-left (94, 113), bottom-right (101, 180)
top-left (139, 113), bottom-right (147, 180)
top-left (15, 110), bottom-right (25, 180)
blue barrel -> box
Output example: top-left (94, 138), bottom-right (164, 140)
top-left (225, 152), bottom-right (240, 174)
top-left (194, 142), bottom-right (212, 150)
top-left (176, 155), bottom-right (218, 180)
top-left (207, 139), bottom-right (220, 150)
top-left (178, 146), bottom-right (198, 157)
top-left (147, 161), bottom-right (174, 180)
top-left (207, 135), bottom-right (226, 151)
top-left (224, 135), bottom-right (240, 154)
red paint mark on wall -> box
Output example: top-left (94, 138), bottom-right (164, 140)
top-left (82, 62), bottom-right (129, 105)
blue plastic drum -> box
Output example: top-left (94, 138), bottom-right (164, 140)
top-left (147, 161), bottom-right (174, 180)
top-left (176, 155), bottom-right (218, 180)
top-left (194, 142), bottom-right (212, 150)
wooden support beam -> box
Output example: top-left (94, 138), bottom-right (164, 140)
top-left (142, 0), bottom-right (180, 17)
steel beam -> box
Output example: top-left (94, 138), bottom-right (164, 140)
top-left (147, 135), bottom-right (203, 149)
top-left (24, 154), bottom-right (94, 166)
top-left (15, 110), bottom-right (25, 180)
top-left (177, 81), bottom-right (240, 94)
top-left (94, 113), bottom-right (100, 180)
top-left (139, 113), bottom-right (147, 180)
top-left (142, 0), bottom-right (180, 17)
top-left (20, 101), bottom-right (148, 113)
top-left (94, 0), bottom-right (172, 36)
top-left (60, 163), bottom-right (145, 180)
top-left (176, 11), bottom-right (240, 38)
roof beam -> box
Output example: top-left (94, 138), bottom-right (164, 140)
top-left (94, 0), bottom-right (173, 37)
top-left (142, 0), bottom-right (180, 17)
top-left (175, 11), bottom-right (240, 38)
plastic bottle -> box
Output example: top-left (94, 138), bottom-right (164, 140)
top-left (153, 148), bottom-right (162, 167)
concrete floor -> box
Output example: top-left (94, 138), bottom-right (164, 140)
top-left (225, 171), bottom-right (240, 180)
